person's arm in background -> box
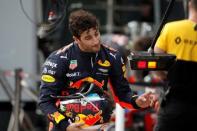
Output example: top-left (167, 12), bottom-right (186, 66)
top-left (152, 24), bottom-right (170, 81)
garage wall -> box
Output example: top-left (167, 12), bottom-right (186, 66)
top-left (0, 0), bottom-right (40, 101)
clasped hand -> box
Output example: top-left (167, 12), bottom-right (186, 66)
top-left (135, 92), bottom-right (158, 109)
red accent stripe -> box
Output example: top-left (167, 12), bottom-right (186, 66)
top-left (108, 80), bottom-right (136, 110)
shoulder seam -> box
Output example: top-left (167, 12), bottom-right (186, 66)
top-left (102, 44), bottom-right (117, 52)
top-left (56, 43), bottom-right (73, 55)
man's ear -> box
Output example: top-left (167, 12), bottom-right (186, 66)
top-left (73, 36), bottom-right (80, 43)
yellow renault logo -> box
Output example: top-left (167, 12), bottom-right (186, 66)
top-left (98, 60), bottom-right (111, 67)
top-left (41, 75), bottom-right (55, 82)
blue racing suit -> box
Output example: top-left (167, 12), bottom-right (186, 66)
top-left (38, 42), bottom-right (139, 131)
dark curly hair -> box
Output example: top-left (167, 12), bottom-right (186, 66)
top-left (69, 9), bottom-right (99, 38)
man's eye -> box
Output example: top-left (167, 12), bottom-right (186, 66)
top-left (85, 36), bottom-right (91, 40)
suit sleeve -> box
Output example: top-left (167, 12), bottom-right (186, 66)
top-left (38, 52), bottom-right (69, 129)
top-left (109, 52), bottom-right (140, 109)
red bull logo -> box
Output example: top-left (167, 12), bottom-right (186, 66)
top-left (98, 60), bottom-right (111, 67)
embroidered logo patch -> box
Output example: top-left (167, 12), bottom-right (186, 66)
top-left (69, 60), bottom-right (78, 70)
top-left (51, 112), bottom-right (65, 124)
top-left (41, 75), bottom-right (55, 82)
top-left (97, 60), bottom-right (111, 67)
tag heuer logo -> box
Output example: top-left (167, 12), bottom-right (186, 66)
top-left (69, 60), bottom-right (77, 70)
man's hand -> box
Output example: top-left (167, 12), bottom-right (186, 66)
top-left (66, 122), bottom-right (98, 131)
top-left (135, 92), bottom-right (158, 108)
top-left (66, 123), bottom-right (84, 131)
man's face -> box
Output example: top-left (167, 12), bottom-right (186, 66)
top-left (74, 28), bottom-right (101, 53)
